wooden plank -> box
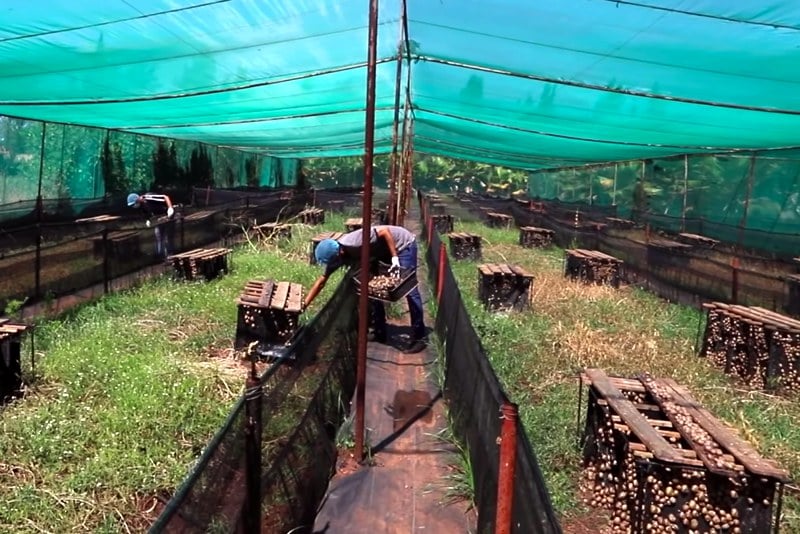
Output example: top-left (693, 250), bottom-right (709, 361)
top-left (660, 378), bottom-right (790, 481)
top-left (478, 264), bottom-right (493, 276)
top-left (258, 280), bottom-right (274, 308)
top-left (585, 369), bottom-right (685, 464)
top-left (641, 377), bottom-right (742, 478)
top-left (509, 265), bottom-right (532, 278)
top-left (285, 283), bottom-right (303, 313)
top-left (271, 281), bottom-right (290, 310)
top-left (498, 264), bottom-right (514, 275)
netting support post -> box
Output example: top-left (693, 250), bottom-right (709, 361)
top-left (495, 402), bottom-right (518, 534)
top-left (102, 227), bottom-right (110, 294)
top-left (244, 364), bottom-right (263, 534)
top-left (355, 0), bottom-right (380, 463)
top-left (437, 243), bottom-right (446, 305)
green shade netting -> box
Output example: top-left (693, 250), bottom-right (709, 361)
top-left (2, 0), bottom-right (800, 168)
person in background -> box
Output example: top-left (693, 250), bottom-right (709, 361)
top-left (303, 225), bottom-right (427, 354)
top-left (127, 192), bottom-right (175, 259)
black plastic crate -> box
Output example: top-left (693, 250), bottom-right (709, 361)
top-left (352, 263), bottom-right (418, 303)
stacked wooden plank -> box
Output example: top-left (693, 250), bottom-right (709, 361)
top-left (254, 222), bottom-right (292, 241)
top-left (90, 230), bottom-right (141, 260)
top-left (75, 214), bottom-right (121, 224)
top-left (700, 302), bottom-right (800, 393)
top-left (486, 212), bottom-right (514, 229)
top-left (448, 232), bottom-right (482, 261)
top-left (299, 207), bottom-right (325, 225)
top-left (182, 209), bottom-right (215, 222)
top-left (604, 216), bottom-right (635, 229)
top-left (235, 280), bottom-right (303, 348)
top-left (168, 247), bottom-right (232, 281)
top-left (0, 318), bottom-right (30, 402)
top-left (431, 214), bottom-right (454, 234)
top-left (309, 231), bottom-right (344, 265)
top-left (518, 226), bottom-right (554, 248)
top-left (581, 369), bottom-right (789, 534)
top-left (677, 232), bottom-right (719, 248)
top-left (564, 249), bottom-right (622, 287)
top-left (477, 263), bottom-right (533, 311)
top-left (344, 218), bottom-right (363, 232)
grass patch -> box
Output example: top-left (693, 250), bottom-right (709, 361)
top-left (444, 215), bottom-right (800, 530)
top-left (0, 212), bottom-right (355, 532)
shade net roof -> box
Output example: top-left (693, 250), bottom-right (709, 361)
top-left (2, 0), bottom-right (800, 168)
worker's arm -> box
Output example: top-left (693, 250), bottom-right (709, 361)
top-left (303, 274), bottom-right (329, 310)
top-left (376, 227), bottom-right (398, 258)
top-left (164, 195), bottom-right (174, 218)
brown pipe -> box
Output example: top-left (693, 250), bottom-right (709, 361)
top-left (495, 402), bottom-right (519, 534)
top-left (387, 45), bottom-right (403, 225)
top-left (354, 0), bottom-right (379, 462)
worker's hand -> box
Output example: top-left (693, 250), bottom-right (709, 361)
top-left (167, 207), bottom-right (174, 218)
top-left (145, 219), bottom-right (151, 228)
top-left (389, 256), bottom-right (401, 275)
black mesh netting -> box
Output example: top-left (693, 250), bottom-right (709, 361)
top-left (421, 195), bottom-right (561, 534)
top-left (150, 277), bottom-right (357, 533)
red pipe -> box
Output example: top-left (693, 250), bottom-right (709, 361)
top-left (355, 0), bottom-right (379, 462)
top-left (437, 243), bottom-right (446, 305)
top-left (387, 46), bottom-right (403, 225)
top-left (495, 403), bottom-right (519, 534)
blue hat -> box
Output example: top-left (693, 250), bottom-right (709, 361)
top-left (127, 193), bottom-right (140, 207)
top-left (315, 238), bottom-right (340, 265)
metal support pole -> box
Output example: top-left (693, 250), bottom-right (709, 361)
top-left (355, 0), bottom-right (380, 462)
top-left (495, 402), bottom-right (519, 534)
top-left (243, 362), bottom-right (263, 534)
top-left (437, 243), bottom-right (446, 305)
top-left (681, 154), bottom-right (689, 232)
top-left (102, 227), bottom-right (110, 294)
top-left (34, 123), bottom-right (47, 301)
top-left (387, 45), bottom-right (403, 225)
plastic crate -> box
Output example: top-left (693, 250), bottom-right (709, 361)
top-left (352, 262), bottom-right (418, 303)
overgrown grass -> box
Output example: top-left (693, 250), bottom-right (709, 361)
top-left (0, 212), bottom-right (355, 533)
top-left (444, 216), bottom-right (800, 529)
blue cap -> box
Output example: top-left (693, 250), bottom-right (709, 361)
top-left (127, 193), bottom-right (140, 207)
top-left (315, 238), bottom-right (340, 265)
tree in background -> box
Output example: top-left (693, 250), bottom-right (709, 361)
top-left (151, 139), bottom-right (182, 191)
top-left (100, 136), bottom-right (127, 195)
top-left (186, 145), bottom-right (214, 188)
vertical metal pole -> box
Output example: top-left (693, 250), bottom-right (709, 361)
top-left (681, 154), bottom-right (689, 232)
top-left (102, 227), bottom-right (110, 294)
top-left (495, 402), bottom-right (519, 534)
top-left (244, 361), bottom-right (263, 533)
top-left (737, 155), bottom-right (756, 250)
top-left (387, 45), bottom-right (403, 225)
top-left (355, 0), bottom-right (379, 462)
top-left (401, 119), bottom-right (415, 226)
top-left (35, 123), bottom-right (47, 300)
top-left (612, 164), bottom-right (618, 208)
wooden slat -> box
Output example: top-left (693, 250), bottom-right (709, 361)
top-left (271, 281), bottom-right (290, 310)
top-left (661, 378), bottom-right (790, 481)
top-left (286, 283), bottom-right (303, 313)
top-left (258, 280), bottom-right (274, 308)
top-left (478, 264), bottom-right (493, 276)
top-left (641, 377), bottom-right (741, 478)
top-left (584, 369), bottom-right (685, 464)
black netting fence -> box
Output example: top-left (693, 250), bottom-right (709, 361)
top-left (0, 190), bottom-right (313, 313)
top-left (421, 193), bottom-right (562, 534)
top-left (460, 198), bottom-right (796, 314)
top-left (150, 275), bottom-right (357, 533)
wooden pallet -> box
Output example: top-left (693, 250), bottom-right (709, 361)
top-left (604, 216), bottom-right (635, 229)
top-left (169, 247), bottom-right (232, 281)
top-left (235, 280), bottom-right (303, 347)
top-left (75, 214), bottom-right (121, 224)
top-left (90, 230), bottom-right (141, 260)
top-left (309, 231), bottom-right (344, 265)
top-left (299, 207), bottom-right (325, 225)
top-left (518, 226), bottom-right (554, 248)
top-left (486, 212), bottom-right (514, 229)
top-left (431, 214), bottom-right (454, 234)
top-left (581, 369), bottom-right (788, 534)
top-left (677, 232), bottom-right (719, 248)
top-left (344, 218), bottom-right (363, 232)
top-left (477, 263), bottom-right (533, 311)
top-left (448, 232), bottom-right (482, 260)
top-left (700, 301), bottom-right (800, 392)
top-left (565, 248), bottom-right (622, 287)
top-left (0, 318), bottom-right (30, 402)
top-left (788, 274), bottom-right (800, 316)
top-left (254, 222), bottom-right (292, 241)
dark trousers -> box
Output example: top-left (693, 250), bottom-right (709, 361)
top-left (372, 240), bottom-right (426, 340)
